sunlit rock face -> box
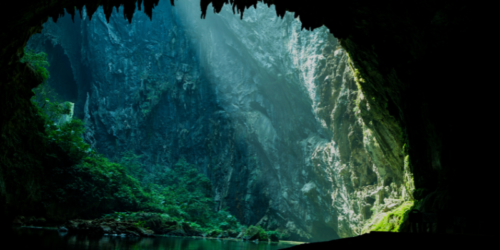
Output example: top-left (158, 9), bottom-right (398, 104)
top-left (28, 0), bottom-right (409, 241)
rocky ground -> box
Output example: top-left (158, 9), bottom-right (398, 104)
top-left (13, 215), bottom-right (279, 242)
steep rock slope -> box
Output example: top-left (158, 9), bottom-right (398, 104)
top-left (27, 1), bottom-right (409, 241)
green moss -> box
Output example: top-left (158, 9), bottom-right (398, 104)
top-left (370, 201), bottom-right (414, 232)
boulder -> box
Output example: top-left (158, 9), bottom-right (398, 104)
top-left (217, 231), bottom-right (229, 239)
top-left (208, 230), bottom-right (221, 237)
top-left (180, 222), bottom-right (202, 236)
top-left (243, 226), bottom-right (261, 241)
top-left (100, 225), bottom-right (113, 234)
top-left (136, 227), bottom-right (155, 236)
top-left (269, 233), bottom-right (280, 242)
top-left (228, 230), bottom-right (239, 237)
top-left (65, 219), bottom-right (84, 231)
top-left (159, 225), bottom-right (176, 234)
top-left (236, 232), bottom-right (245, 239)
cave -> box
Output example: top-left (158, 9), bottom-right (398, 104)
top-left (42, 43), bottom-right (79, 104)
top-left (0, 0), bottom-right (494, 248)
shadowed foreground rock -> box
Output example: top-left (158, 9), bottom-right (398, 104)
top-left (282, 232), bottom-right (493, 249)
top-left (0, 0), bottom-right (496, 239)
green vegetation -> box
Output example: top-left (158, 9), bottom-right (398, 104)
top-left (117, 151), bottom-right (145, 180)
top-left (369, 201), bottom-right (414, 232)
top-left (109, 156), bottom-right (248, 233)
top-left (258, 227), bottom-right (269, 241)
top-left (242, 226), bottom-right (283, 241)
top-left (21, 49), bottom-right (50, 83)
top-left (18, 48), bottom-right (282, 239)
top-left (266, 230), bottom-right (281, 241)
top-left (32, 87), bottom-right (243, 231)
top-left (244, 225), bottom-right (269, 240)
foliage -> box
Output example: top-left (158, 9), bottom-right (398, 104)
top-left (134, 220), bottom-right (148, 228)
top-left (258, 227), bottom-right (269, 241)
top-left (267, 230), bottom-right (280, 239)
top-left (32, 100), bottom-right (249, 231)
top-left (45, 118), bottom-right (90, 160)
top-left (19, 47), bottom-right (251, 235)
top-left (21, 50), bottom-right (150, 219)
top-left (94, 156), bottom-right (247, 233)
top-left (21, 48), bottom-right (50, 83)
top-left (117, 151), bottom-right (145, 180)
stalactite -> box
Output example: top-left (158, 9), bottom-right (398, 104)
top-left (66, 6), bottom-right (76, 22)
top-left (200, 0), bottom-right (211, 18)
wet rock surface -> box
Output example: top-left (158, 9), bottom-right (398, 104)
top-left (64, 218), bottom-right (155, 237)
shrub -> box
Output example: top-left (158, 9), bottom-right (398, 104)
top-left (267, 230), bottom-right (280, 239)
top-left (21, 48), bottom-right (50, 83)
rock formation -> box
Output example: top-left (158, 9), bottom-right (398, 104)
top-left (0, 0), bottom-right (493, 240)
top-left (26, 0), bottom-right (411, 241)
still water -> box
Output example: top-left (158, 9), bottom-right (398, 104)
top-left (9, 227), bottom-right (303, 250)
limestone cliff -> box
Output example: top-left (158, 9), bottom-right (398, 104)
top-left (27, 0), bottom-right (411, 241)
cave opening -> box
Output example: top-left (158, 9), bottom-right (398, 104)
top-left (43, 42), bottom-right (79, 104)
top-left (8, 0), bottom-right (423, 247)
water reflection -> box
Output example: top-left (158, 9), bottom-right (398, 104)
top-left (11, 228), bottom-right (301, 250)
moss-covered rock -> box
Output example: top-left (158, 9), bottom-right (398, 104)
top-left (267, 231), bottom-right (280, 242)
top-left (64, 218), bottom-right (154, 237)
top-left (243, 225), bottom-right (268, 241)
top-left (362, 201), bottom-right (415, 233)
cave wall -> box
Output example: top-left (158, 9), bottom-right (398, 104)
top-left (25, 0), bottom-right (412, 240)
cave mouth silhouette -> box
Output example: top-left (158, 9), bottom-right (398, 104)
top-left (1, 1), bottom-right (497, 248)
